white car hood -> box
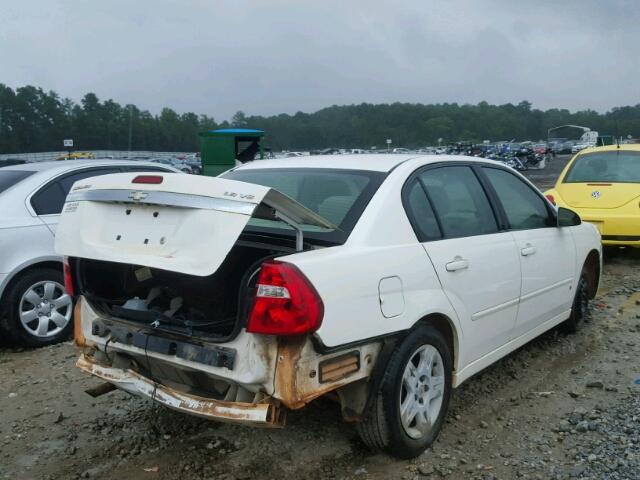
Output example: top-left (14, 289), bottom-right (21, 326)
top-left (54, 172), bottom-right (334, 276)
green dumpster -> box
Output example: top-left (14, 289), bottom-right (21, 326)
top-left (199, 128), bottom-right (265, 177)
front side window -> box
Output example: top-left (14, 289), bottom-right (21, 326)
top-left (418, 166), bottom-right (498, 239)
top-left (564, 150), bottom-right (640, 183)
top-left (483, 167), bottom-right (553, 230)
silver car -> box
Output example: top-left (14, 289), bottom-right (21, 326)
top-left (0, 160), bottom-right (178, 346)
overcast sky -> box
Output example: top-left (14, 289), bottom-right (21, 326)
top-left (1, 0), bottom-right (638, 120)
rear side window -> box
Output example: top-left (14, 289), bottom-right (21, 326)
top-left (404, 180), bottom-right (442, 241)
top-left (31, 183), bottom-right (66, 215)
top-left (483, 167), bottom-right (553, 230)
top-left (31, 167), bottom-right (120, 215)
top-left (57, 168), bottom-right (119, 193)
top-left (0, 170), bottom-right (34, 194)
top-left (418, 166), bottom-right (498, 239)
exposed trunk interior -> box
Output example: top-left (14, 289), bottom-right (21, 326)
top-left (77, 238), bottom-right (292, 341)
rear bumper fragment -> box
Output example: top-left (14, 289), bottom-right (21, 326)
top-left (91, 319), bottom-right (236, 370)
top-left (76, 354), bottom-right (285, 427)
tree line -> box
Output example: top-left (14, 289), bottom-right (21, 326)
top-left (1, 84), bottom-right (639, 154)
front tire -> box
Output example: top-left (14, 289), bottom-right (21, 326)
top-left (0, 268), bottom-right (74, 347)
top-left (357, 326), bottom-right (452, 459)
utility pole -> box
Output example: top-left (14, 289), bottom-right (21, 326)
top-left (128, 105), bottom-right (133, 158)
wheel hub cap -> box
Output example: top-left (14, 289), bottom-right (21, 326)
top-left (19, 281), bottom-right (73, 338)
top-left (399, 344), bottom-right (445, 440)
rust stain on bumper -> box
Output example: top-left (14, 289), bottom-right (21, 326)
top-left (274, 337), bottom-right (363, 410)
top-left (73, 297), bottom-right (88, 347)
top-left (76, 354), bottom-right (285, 427)
top-left (73, 296), bottom-right (96, 350)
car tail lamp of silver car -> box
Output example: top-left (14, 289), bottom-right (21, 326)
top-left (246, 261), bottom-right (324, 335)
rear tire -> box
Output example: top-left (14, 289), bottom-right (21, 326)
top-left (559, 272), bottom-right (590, 334)
top-left (0, 268), bottom-right (74, 347)
top-left (357, 326), bottom-right (452, 459)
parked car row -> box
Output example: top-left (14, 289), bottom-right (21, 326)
top-left (144, 156), bottom-right (201, 174)
top-left (48, 153), bottom-right (600, 458)
top-left (287, 141), bottom-right (557, 159)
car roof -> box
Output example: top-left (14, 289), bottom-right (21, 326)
top-left (0, 159), bottom-right (174, 174)
top-left (235, 154), bottom-right (423, 172)
top-left (576, 144), bottom-right (640, 155)
top-left (233, 154), bottom-right (510, 173)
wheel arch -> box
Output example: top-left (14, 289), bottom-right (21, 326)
top-left (413, 313), bottom-right (460, 374)
top-left (0, 258), bottom-right (63, 304)
top-left (340, 312), bottom-right (461, 421)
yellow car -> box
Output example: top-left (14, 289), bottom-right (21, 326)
top-left (56, 152), bottom-right (96, 160)
top-left (545, 144), bottom-right (640, 247)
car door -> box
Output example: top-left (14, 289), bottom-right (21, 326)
top-left (31, 167), bottom-right (122, 234)
top-left (481, 166), bottom-right (576, 338)
top-left (405, 165), bottom-right (521, 364)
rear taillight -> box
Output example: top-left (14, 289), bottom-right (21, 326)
top-left (545, 194), bottom-right (556, 205)
top-left (63, 256), bottom-right (75, 296)
top-left (246, 261), bottom-right (323, 336)
top-left (132, 175), bottom-right (163, 184)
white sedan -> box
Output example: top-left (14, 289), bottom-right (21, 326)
top-left (0, 160), bottom-right (178, 346)
top-left (56, 154), bottom-right (601, 458)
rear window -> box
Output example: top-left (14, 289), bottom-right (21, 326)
top-left (564, 151), bottom-right (640, 183)
top-left (222, 168), bottom-right (385, 244)
top-left (0, 170), bottom-right (34, 194)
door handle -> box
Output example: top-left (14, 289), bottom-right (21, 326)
top-left (521, 244), bottom-right (537, 256)
top-left (446, 257), bottom-right (469, 272)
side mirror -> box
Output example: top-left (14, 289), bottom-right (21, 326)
top-left (557, 207), bottom-right (581, 227)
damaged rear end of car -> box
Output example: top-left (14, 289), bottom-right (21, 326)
top-left (57, 171), bottom-right (381, 427)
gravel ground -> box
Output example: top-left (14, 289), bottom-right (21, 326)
top-left (1, 155), bottom-right (639, 480)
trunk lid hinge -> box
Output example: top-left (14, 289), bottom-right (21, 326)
top-left (274, 211), bottom-right (304, 251)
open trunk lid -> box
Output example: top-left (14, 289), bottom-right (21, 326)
top-left (55, 172), bottom-right (335, 276)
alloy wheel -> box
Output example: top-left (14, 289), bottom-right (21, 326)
top-left (19, 281), bottom-right (72, 338)
top-left (399, 344), bottom-right (446, 439)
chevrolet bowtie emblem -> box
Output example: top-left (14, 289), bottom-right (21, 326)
top-left (128, 190), bottom-right (148, 202)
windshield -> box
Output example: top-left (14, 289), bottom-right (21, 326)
top-left (564, 150), bottom-right (640, 183)
top-left (222, 168), bottom-right (385, 244)
top-left (0, 170), bottom-right (34, 194)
